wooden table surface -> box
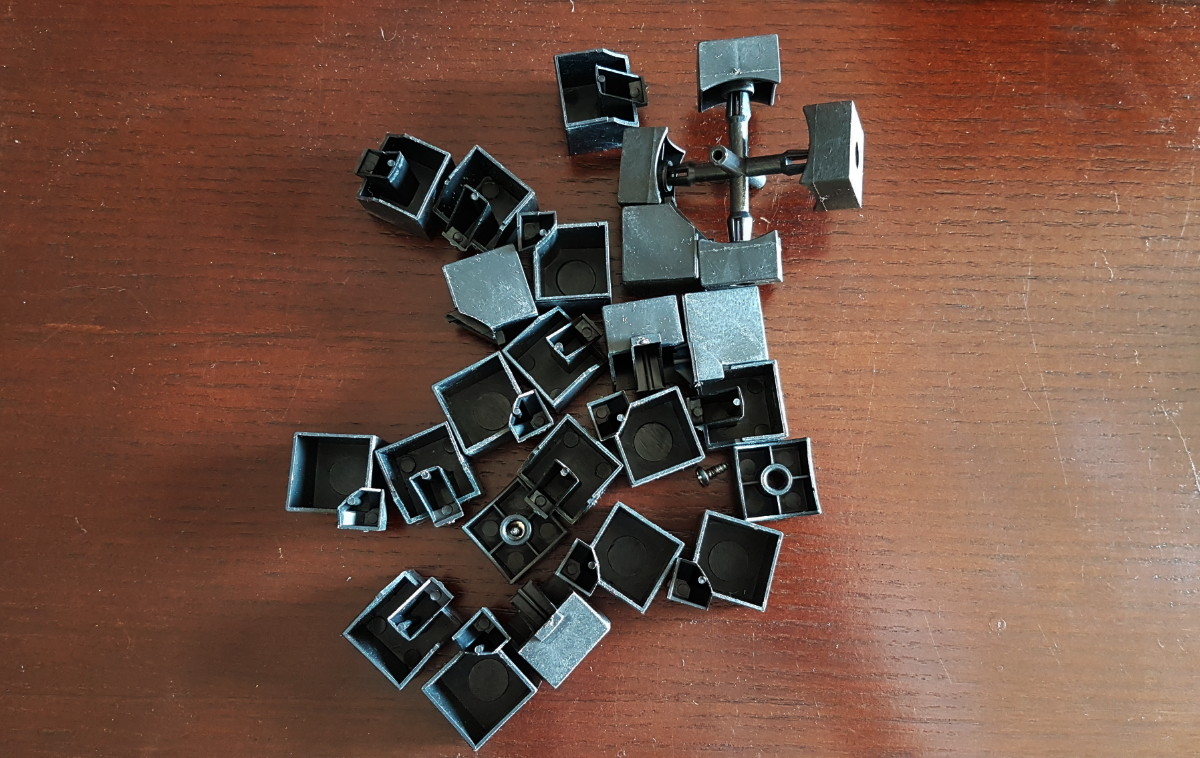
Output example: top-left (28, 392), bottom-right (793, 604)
top-left (3, 1), bottom-right (1198, 755)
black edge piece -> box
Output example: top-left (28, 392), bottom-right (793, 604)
top-left (592, 502), bottom-right (684, 613)
top-left (433, 352), bottom-right (522, 456)
top-left (697, 231), bottom-right (783, 289)
top-left (693, 510), bottom-right (784, 612)
top-left (509, 581), bottom-right (611, 689)
top-left (681, 287), bottom-right (768, 384)
top-left (734, 437), bottom-right (822, 522)
top-left (444, 245), bottom-right (538, 346)
top-left (343, 570), bottom-right (461, 691)
top-left (695, 359), bottom-right (788, 450)
top-left (433, 145), bottom-right (537, 253)
top-left (503, 308), bottom-right (604, 411)
top-left (517, 210), bottom-right (558, 255)
top-left (374, 423), bottom-right (481, 524)
top-left (621, 202), bottom-right (705, 291)
top-left (355, 134), bottom-right (454, 239)
top-left (518, 414), bottom-right (622, 525)
top-left (286, 432), bottom-right (381, 513)
top-left (602, 296), bottom-right (686, 393)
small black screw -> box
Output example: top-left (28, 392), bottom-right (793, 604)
top-left (695, 463), bottom-right (729, 487)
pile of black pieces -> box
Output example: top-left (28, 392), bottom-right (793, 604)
top-left (285, 34), bottom-right (861, 750)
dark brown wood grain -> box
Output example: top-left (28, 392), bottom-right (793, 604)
top-left (2, 1), bottom-right (1199, 755)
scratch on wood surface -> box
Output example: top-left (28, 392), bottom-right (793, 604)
top-left (924, 613), bottom-right (954, 683)
top-left (1023, 265), bottom-right (1074, 517)
top-left (1159, 404), bottom-right (1200, 498)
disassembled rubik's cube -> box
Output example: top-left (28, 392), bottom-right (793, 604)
top-left (286, 34), bottom-right (862, 750)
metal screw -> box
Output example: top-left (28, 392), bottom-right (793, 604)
top-left (695, 463), bottom-right (729, 487)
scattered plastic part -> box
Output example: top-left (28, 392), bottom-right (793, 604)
top-left (443, 245), bottom-right (538, 345)
top-left (533, 221), bottom-right (612, 314)
top-left (355, 134), bottom-right (454, 239)
top-left (433, 145), bottom-right (537, 253)
top-left (374, 423), bottom-right (481, 524)
top-left (509, 390), bottom-right (554, 444)
top-left (433, 352), bottom-right (522, 457)
top-left (517, 415), bottom-right (622, 525)
top-left (693, 510), bottom-right (784, 612)
top-left (286, 432), bottom-right (381, 513)
top-left (587, 390), bottom-right (630, 449)
top-left (337, 487), bottom-right (387, 531)
top-left (423, 610), bottom-right (540, 751)
top-left (617, 126), bottom-right (685, 206)
top-left (681, 287), bottom-right (769, 384)
top-left (509, 582), bottom-right (611, 689)
top-left (733, 437), bottom-right (822, 522)
top-left (696, 34), bottom-right (781, 113)
top-left (697, 231), bottom-right (783, 289)
top-left (602, 295), bottom-right (689, 393)
top-left (801, 100), bottom-right (864, 211)
top-left (517, 210), bottom-right (559, 255)
top-left (503, 308), bottom-right (605, 411)
top-left (555, 49), bottom-right (645, 155)
top-left (666, 557), bottom-right (713, 610)
top-left (554, 538), bottom-right (600, 597)
top-left (592, 502), bottom-right (685, 613)
top-left (616, 386), bottom-right (706, 487)
top-left (343, 570), bottom-right (461, 691)
top-left (621, 202), bottom-right (705, 291)
top-left (463, 477), bottom-right (569, 584)
top-left (694, 359), bottom-right (788, 449)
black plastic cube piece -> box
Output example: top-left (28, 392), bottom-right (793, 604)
top-left (503, 308), bottom-right (604, 411)
top-left (693, 510), bottom-right (784, 612)
top-left (555, 538), bottom-right (600, 597)
top-left (587, 391), bottom-right (629, 445)
top-left (533, 221), bottom-right (612, 314)
top-left (602, 296), bottom-right (687, 393)
top-left (618, 126), bottom-right (685, 206)
top-left (508, 581), bottom-right (611, 689)
top-left (462, 477), bottom-right (569, 584)
top-left (374, 423), bottom-right (481, 524)
top-left (423, 615), bottom-right (540, 751)
top-left (681, 287), bottom-right (769, 384)
top-left (444, 245), bottom-right (538, 346)
top-left (433, 146), bottom-right (537, 253)
top-left (695, 359), bottom-right (788, 450)
top-left (697, 231), bottom-right (783, 289)
top-left (621, 202), bottom-right (705, 291)
top-left (555, 49), bottom-right (644, 155)
top-left (517, 415), bottom-right (622, 525)
top-left (666, 557), bottom-right (713, 610)
top-left (343, 570), bottom-right (461, 692)
top-left (285, 432), bottom-right (380, 513)
top-left (697, 34), bottom-right (781, 113)
top-left (355, 134), bottom-right (454, 239)
top-left (509, 390), bottom-right (554, 444)
top-left (615, 387), bottom-right (706, 487)
top-left (734, 437), bottom-right (822, 522)
top-left (517, 210), bottom-right (558, 255)
top-left (337, 487), bottom-right (387, 532)
top-left (433, 353), bottom-right (522, 457)
top-left (592, 502), bottom-right (684, 613)
top-left (801, 100), bottom-right (864, 211)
